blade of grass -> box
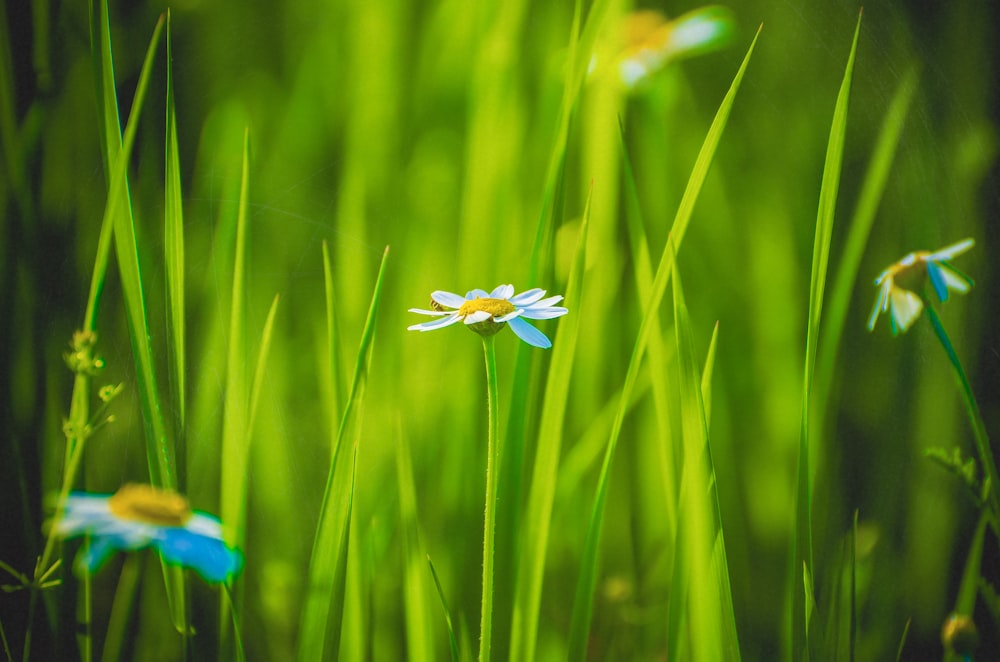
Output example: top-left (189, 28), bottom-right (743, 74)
top-left (164, 8), bottom-right (187, 491)
top-left (247, 295), bottom-right (280, 445)
top-left (813, 67), bottom-right (919, 441)
top-left (220, 128), bottom-right (251, 552)
top-left (496, 0), bottom-right (611, 650)
top-left (566, 28), bottom-right (759, 659)
top-left (509, 184), bottom-right (591, 662)
top-left (396, 423), bottom-right (435, 662)
top-left (297, 246), bottom-right (390, 661)
top-left (618, 116), bottom-right (679, 551)
top-left (667, 251), bottom-right (740, 660)
top-left (427, 555), bottom-right (460, 662)
top-left (701, 322), bottom-right (720, 426)
top-left (790, 12), bottom-right (862, 661)
top-left (322, 242), bottom-right (344, 449)
top-left (894, 619), bottom-right (911, 662)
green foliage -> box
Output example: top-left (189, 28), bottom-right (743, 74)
top-left (3, 1), bottom-right (998, 661)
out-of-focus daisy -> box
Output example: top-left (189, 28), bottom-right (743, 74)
top-left (408, 284), bottom-right (568, 349)
top-left (590, 7), bottom-right (735, 89)
top-left (867, 238), bottom-right (975, 335)
top-left (53, 483), bottom-right (243, 583)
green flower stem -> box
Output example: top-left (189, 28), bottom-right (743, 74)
top-left (924, 301), bottom-right (1000, 532)
top-left (479, 336), bottom-right (500, 662)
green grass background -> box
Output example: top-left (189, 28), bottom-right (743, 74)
top-left (1, 0), bottom-right (998, 660)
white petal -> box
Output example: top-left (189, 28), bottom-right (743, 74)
top-left (938, 263), bottom-right (973, 294)
top-left (519, 306), bottom-right (568, 320)
top-left (464, 310), bottom-right (492, 324)
top-left (408, 314), bottom-right (462, 331)
top-left (889, 288), bottom-right (923, 334)
top-left (509, 288), bottom-right (546, 306)
top-left (185, 512), bottom-right (225, 539)
top-left (928, 238), bottom-right (974, 262)
top-left (495, 309), bottom-right (525, 323)
top-left (867, 281), bottom-right (891, 331)
top-left (490, 284), bottom-right (515, 299)
top-left (467, 289), bottom-right (490, 299)
top-left (408, 308), bottom-right (454, 316)
top-left (431, 291), bottom-right (467, 308)
top-left (528, 295), bottom-right (564, 309)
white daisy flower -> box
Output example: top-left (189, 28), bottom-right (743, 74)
top-left (867, 238), bottom-right (975, 335)
top-left (53, 483), bottom-right (243, 583)
top-left (408, 284), bottom-right (568, 349)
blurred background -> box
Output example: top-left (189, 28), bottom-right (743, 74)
top-left (1, 0), bottom-right (998, 659)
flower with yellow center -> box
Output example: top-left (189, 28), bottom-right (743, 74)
top-left (867, 238), bottom-right (974, 335)
top-left (408, 284), bottom-right (568, 348)
top-left (53, 483), bottom-right (242, 583)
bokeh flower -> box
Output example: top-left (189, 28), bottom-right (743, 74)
top-left (867, 238), bottom-right (974, 335)
top-left (53, 483), bottom-right (243, 583)
top-left (590, 7), bottom-right (735, 89)
top-left (408, 284), bottom-right (568, 348)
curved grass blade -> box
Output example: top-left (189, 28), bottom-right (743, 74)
top-left (297, 246), bottom-right (390, 661)
top-left (509, 185), bottom-right (591, 662)
top-left (164, 8), bottom-right (187, 488)
top-left (566, 27), bottom-right (760, 659)
top-left (790, 12), bottom-right (862, 661)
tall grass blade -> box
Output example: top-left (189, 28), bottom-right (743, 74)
top-left (220, 129), bottom-right (252, 552)
top-left (814, 68), bottom-right (919, 438)
top-left (322, 242), bottom-right (344, 445)
top-left (91, 6), bottom-right (193, 639)
top-left (509, 185), bottom-right (591, 662)
top-left (790, 12), bottom-right (862, 661)
top-left (297, 246), bottom-right (390, 661)
top-left (666, 250), bottom-right (740, 660)
top-left (163, 8), bottom-right (187, 489)
top-left (567, 28), bottom-right (759, 659)
top-left (618, 116), bottom-right (678, 543)
top-left (497, 0), bottom-right (610, 648)
top-left (396, 426), bottom-right (435, 662)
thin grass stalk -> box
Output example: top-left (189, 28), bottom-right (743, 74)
top-left (428, 555), bottom-right (460, 662)
top-left (790, 13), bottom-right (861, 660)
top-left (163, 8), bottom-right (187, 491)
top-left (923, 302), bottom-right (1000, 530)
top-left (479, 335), bottom-right (500, 662)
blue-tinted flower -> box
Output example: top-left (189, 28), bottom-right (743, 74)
top-left (408, 284), bottom-right (568, 348)
top-left (53, 483), bottom-right (242, 583)
top-left (867, 238), bottom-right (975, 335)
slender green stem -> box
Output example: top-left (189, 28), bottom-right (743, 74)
top-left (479, 336), bottom-right (500, 662)
top-left (923, 301), bottom-right (1000, 532)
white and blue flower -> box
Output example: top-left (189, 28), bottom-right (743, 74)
top-left (54, 483), bottom-right (242, 583)
top-left (868, 238), bottom-right (975, 335)
top-left (408, 284), bottom-right (568, 349)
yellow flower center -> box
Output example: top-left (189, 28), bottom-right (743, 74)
top-left (109, 483), bottom-right (192, 527)
top-left (458, 297), bottom-right (516, 319)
